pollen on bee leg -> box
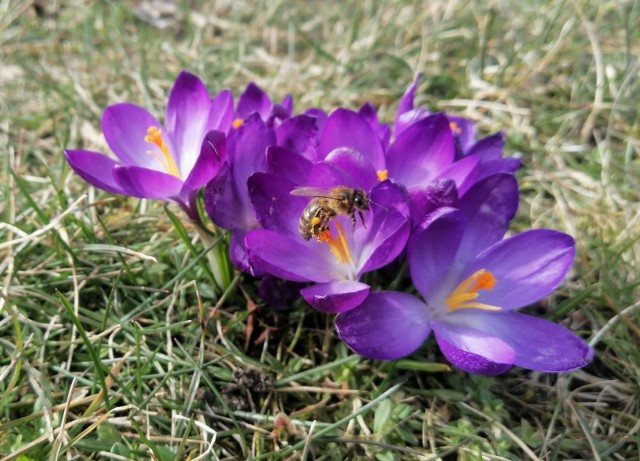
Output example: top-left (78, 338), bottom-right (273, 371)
top-left (311, 217), bottom-right (322, 226)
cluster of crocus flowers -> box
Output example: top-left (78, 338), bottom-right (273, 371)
top-left (65, 71), bottom-right (594, 375)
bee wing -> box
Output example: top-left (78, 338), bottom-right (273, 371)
top-left (290, 187), bottom-right (340, 199)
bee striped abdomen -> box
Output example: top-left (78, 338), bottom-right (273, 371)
top-left (300, 199), bottom-right (337, 240)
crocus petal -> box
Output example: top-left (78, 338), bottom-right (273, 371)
top-left (353, 181), bottom-right (411, 273)
top-left (228, 115), bottom-right (276, 200)
top-left (113, 165), bottom-right (183, 199)
top-left (181, 130), bottom-right (226, 193)
top-left (178, 189), bottom-right (201, 223)
top-left (467, 132), bottom-right (504, 161)
top-left (359, 102), bottom-right (391, 149)
top-left (386, 114), bottom-right (454, 189)
top-left (306, 161), bottom-right (355, 189)
top-left (275, 114), bottom-right (319, 161)
top-left (203, 164), bottom-right (236, 229)
top-left (213, 115), bottom-right (275, 229)
top-left (248, 172), bottom-right (307, 237)
top-left (358, 102), bottom-right (377, 121)
top-left (370, 178), bottom-right (411, 219)
top-left (336, 291), bottom-right (431, 360)
top-left (305, 108), bottom-right (328, 133)
top-left (409, 208), bottom-right (465, 301)
top-left (266, 146), bottom-right (313, 185)
top-left (165, 71), bottom-right (213, 176)
top-left (396, 108), bottom-right (431, 138)
top-left (448, 115), bottom-right (476, 153)
top-left (268, 103), bottom-right (291, 126)
top-left (209, 89), bottom-right (235, 135)
top-left (322, 147), bottom-right (379, 191)
top-left (102, 103), bottom-right (165, 170)
top-left (229, 228), bottom-right (263, 275)
top-left (451, 310), bottom-right (594, 372)
top-left (64, 150), bottom-right (126, 195)
top-left (476, 158), bottom-right (521, 182)
top-left (394, 73), bottom-right (422, 137)
top-left (397, 74), bottom-right (419, 113)
top-left (357, 207), bottom-right (410, 274)
top-left (318, 108), bottom-right (385, 170)
top-left (246, 230), bottom-right (336, 283)
top-left (237, 82), bottom-right (271, 120)
top-left (281, 94), bottom-right (293, 117)
top-left (433, 320), bottom-right (515, 375)
top-left (465, 132), bottom-right (520, 181)
top-left (408, 179), bottom-right (459, 228)
top-left (301, 281), bottom-right (370, 313)
top-left (436, 154), bottom-right (479, 196)
top-left (455, 173), bottom-right (519, 263)
top-left (467, 230), bottom-right (575, 310)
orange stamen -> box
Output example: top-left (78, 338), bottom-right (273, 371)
top-left (445, 269), bottom-right (501, 312)
top-left (377, 170), bottom-right (388, 181)
top-left (449, 121), bottom-right (462, 135)
top-left (232, 118), bottom-right (244, 129)
top-left (318, 221), bottom-right (352, 265)
top-left (144, 126), bottom-right (182, 179)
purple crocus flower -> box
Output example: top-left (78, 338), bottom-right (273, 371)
top-left (205, 100), bottom-right (321, 273)
top-left (394, 74), bottom-right (519, 183)
top-left (234, 82), bottom-right (292, 128)
top-left (65, 71), bottom-right (232, 222)
top-left (317, 107), bottom-right (479, 227)
top-left (245, 159), bottom-right (411, 313)
top-left (447, 116), bottom-right (520, 182)
top-left (204, 114), bottom-right (276, 273)
top-left (336, 174), bottom-right (594, 375)
top-left (203, 82), bottom-right (316, 273)
top-left (459, 131), bottom-right (521, 182)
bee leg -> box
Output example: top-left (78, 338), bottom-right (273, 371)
top-left (351, 212), bottom-right (357, 227)
top-left (358, 211), bottom-right (366, 228)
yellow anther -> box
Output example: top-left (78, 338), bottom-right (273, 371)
top-left (449, 122), bottom-right (462, 135)
top-left (144, 126), bottom-right (182, 179)
top-left (445, 269), bottom-right (501, 312)
top-left (318, 221), bottom-right (352, 265)
top-left (473, 270), bottom-right (496, 291)
top-left (377, 170), bottom-right (388, 181)
top-left (232, 118), bottom-right (244, 129)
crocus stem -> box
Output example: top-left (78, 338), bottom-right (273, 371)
top-left (195, 225), bottom-right (233, 293)
top-left (389, 259), bottom-right (409, 291)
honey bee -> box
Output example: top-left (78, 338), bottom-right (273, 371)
top-left (291, 186), bottom-right (370, 241)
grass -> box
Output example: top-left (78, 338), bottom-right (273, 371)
top-left (1, 0), bottom-right (639, 459)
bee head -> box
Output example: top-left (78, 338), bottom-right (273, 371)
top-left (353, 189), bottom-right (370, 211)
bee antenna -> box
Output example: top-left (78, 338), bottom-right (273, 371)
top-left (368, 198), bottom-right (388, 211)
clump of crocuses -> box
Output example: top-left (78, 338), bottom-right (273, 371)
top-left (65, 70), bottom-right (594, 375)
